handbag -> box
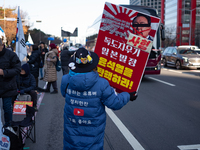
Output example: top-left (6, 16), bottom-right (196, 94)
top-left (0, 133), bottom-right (10, 150)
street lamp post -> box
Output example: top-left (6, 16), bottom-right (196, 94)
top-left (3, 0), bottom-right (6, 43)
top-left (36, 20), bottom-right (42, 43)
top-left (189, 8), bottom-right (196, 45)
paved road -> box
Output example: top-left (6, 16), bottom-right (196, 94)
top-left (1, 67), bottom-right (200, 150)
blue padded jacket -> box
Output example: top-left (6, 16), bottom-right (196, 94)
top-left (61, 71), bottom-right (130, 150)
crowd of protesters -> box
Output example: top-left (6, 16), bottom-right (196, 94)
top-left (0, 38), bottom-right (61, 127)
top-left (0, 38), bottom-right (138, 149)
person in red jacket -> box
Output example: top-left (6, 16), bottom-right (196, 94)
top-left (56, 44), bottom-right (61, 57)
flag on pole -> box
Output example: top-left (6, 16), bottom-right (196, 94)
top-left (61, 28), bottom-right (78, 37)
top-left (0, 26), bottom-right (5, 38)
top-left (16, 6), bottom-right (27, 62)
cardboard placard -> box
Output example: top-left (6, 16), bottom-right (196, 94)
top-left (94, 2), bottom-right (160, 92)
top-left (13, 101), bottom-right (33, 114)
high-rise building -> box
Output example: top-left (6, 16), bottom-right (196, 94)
top-left (130, 0), bottom-right (162, 17)
top-left (130, 0), bottom-right (141, 5)
top-left (161, 0), bottom-right (200, 46)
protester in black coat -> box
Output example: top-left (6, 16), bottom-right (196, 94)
top-left (0, 38), bottom-right (21, 127)
top-left (27, 44), bottom-right (41, 88)
top-left (16, 63), bottom-right (37, 108)
top-left (60, 46), bottom-right (76, 75)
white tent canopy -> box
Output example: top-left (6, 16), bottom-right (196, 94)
top-left (27, 33), bottom-right (34, 45)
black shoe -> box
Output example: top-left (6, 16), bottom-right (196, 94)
top-left (44, 89), bottom-right (50, 93)
top-left (34, 107), bottom-right (38, 111)
top-left (50, 90), bottom-right (58, 94)
top-left (40, 77), bottom-right (43, 80)
top-left (37, 87), bottom-right (46, 92)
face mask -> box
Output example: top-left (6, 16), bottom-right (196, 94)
top-left (20, 73), bottom-right (28, 77)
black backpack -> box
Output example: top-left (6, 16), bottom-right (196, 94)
top-left (3, 126), bottom-right (23, 150)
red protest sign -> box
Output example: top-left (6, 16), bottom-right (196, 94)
top-left (13, 101), bottom-right (33, 114)
top-left (94, 2), bottom-right (160, 93)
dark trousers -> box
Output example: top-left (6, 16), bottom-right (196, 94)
top-left (35, 77), bottom-right (38, 88)
top-left (26, 90), bottom-right (37, 107)
top-left (47, 81), bottom-right (58, 91)
top-left (2, 97), bottom-right (13, 127)
top-left (62, 66), bottom-right (69, 75)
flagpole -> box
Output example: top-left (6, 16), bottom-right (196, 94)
top-left (18, 6), bottom-right (20, 59)
top-left (16, 6), bottom-right (27, 62)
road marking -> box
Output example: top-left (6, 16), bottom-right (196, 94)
top-left (148, 77), bottom-right (176, 86)
top-left (163, 68), bottom-right (200, 76)
top-left (190, 70), bottom-right (200, 72)
top-left (35, 82), bottom-right (47, 114)
top-left (106, 107), bottom-right (145, 150)
top-left (178, 144), bottom-right (200, 150)
top-left (163, 68), bottom-right (182, 74)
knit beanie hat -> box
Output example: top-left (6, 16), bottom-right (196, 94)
top-left (32, 44), bottom-right (38, 50)
top-left (21, 63), bottom-right (30, 76)
top-left (49, 43), bottom-right (57, 49)
top-left (68, 48), bottom-right (99, 73)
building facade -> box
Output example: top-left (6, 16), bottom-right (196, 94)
top-left (161, 0), bottom-right (200, 46)
top-left (130, 0), bottom-right (162, 17)
top-left (130, 0), bottom-right (141, 5)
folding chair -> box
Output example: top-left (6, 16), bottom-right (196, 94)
top-left (11, 105), bottom-right (36, 147)
top-left (16, 93), bottom-right (31, 101)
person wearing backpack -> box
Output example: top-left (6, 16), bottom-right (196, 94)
top-left (43, 43), bottom-right (58, 94)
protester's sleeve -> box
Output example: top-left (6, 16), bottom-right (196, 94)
top-left (27, 52), bottom-right (38, 64)
top-left (60, 75), bottom-right (69, 98)
top-left (3, 52), bottom-right (21, 78)
top-left (16, 74), bottom-right (20, 89)
top-left (100, 79), bottom-right (130, 110)
top-left (23, 74), bottom-right (36, 93)
top-left (67, 50), bottom-right (75, 56)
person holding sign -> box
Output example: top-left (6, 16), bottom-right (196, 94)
top-left (61, 48), bottom-right (137, 150)
top-left (15, 63), bottom-right (37, 109)
top-left (132, 13), bottom-right (153, 41)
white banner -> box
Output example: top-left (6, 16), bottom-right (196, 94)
top-left (16, 6), bottom-right (27, 62)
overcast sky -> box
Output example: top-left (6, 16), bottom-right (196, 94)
top-left (1, 0), bottom-right (129, 44)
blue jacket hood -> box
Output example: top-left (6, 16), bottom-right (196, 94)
top-left (69, 71), bottom-right (98, 92)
